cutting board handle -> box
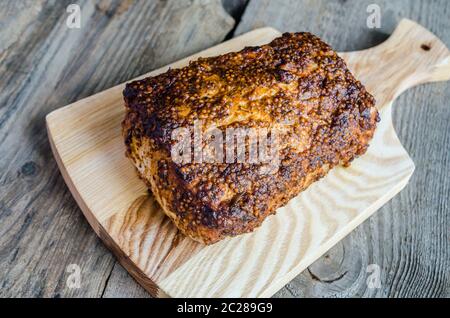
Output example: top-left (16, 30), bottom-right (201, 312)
top-left (342, 19), bottom-right (450, 106)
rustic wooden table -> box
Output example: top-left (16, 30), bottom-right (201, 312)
top-left (0, 0), bottom-right (448, 298)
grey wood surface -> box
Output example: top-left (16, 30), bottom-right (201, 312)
top-left (0, 0), bottom-right (448, 298)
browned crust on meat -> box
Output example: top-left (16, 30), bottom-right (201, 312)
top-left (122, 32), bottom-right (379, 244)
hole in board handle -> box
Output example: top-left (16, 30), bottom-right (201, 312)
top-left (421, 44), bottom-right (431, 51)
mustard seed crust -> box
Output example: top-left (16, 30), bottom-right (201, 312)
top-left (122, 32), bottom-right (379, 244)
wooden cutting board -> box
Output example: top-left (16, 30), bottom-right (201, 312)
top-left (46, 19), bottom-right (450, 298)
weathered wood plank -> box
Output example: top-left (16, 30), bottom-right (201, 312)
top-left (102, 263), bottom-right (150, 298)
top-left (0, 0), bottom-right (234, 297)
top-left (236, 0), bottom-right (450, 298)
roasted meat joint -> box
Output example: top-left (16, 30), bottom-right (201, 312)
top-left (122, 32), bottom-right (379, 244)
